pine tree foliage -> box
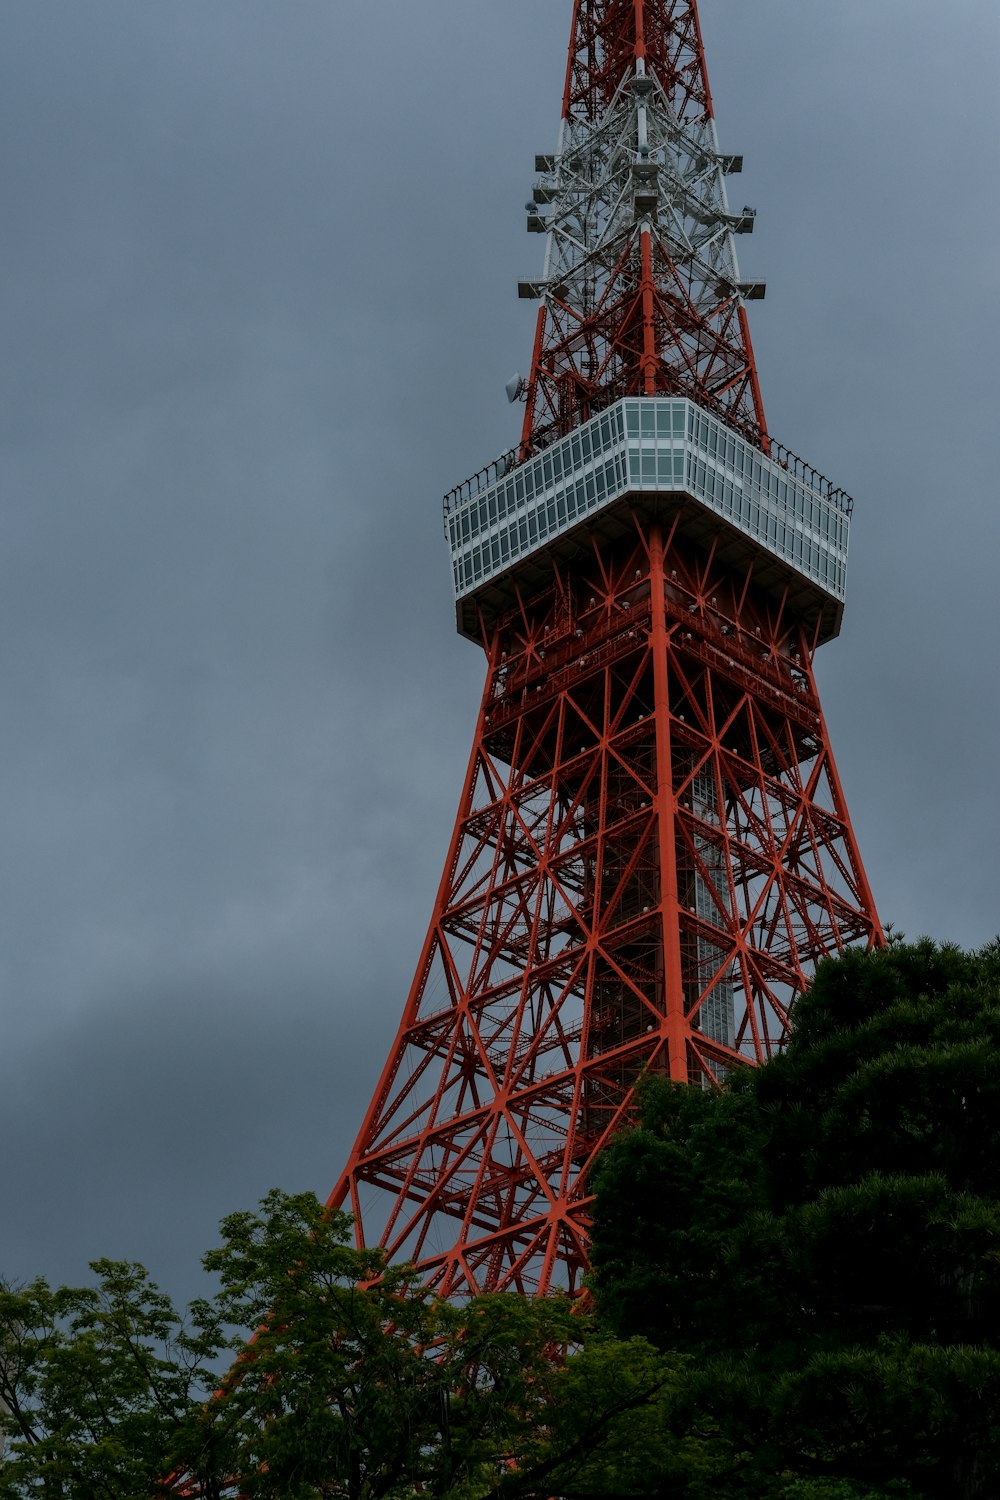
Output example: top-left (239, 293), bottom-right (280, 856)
top-left (590, 940), bottom-right (1000, 1498)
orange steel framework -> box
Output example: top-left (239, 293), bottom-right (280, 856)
top-left (329, 0), bottom-right (882, 1299)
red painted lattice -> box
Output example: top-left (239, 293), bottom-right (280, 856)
top-left (330, 0), bottom-right (880, 1296)
top-left (331, 520), bottom-right (880, 1296)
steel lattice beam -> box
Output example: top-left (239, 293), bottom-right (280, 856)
top-left (330, 520), bottom-right (880, 1297)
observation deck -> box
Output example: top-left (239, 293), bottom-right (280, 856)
top-left (444, 397), bottom-right (851, 644)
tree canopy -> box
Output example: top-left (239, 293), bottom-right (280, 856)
top-left (591, 938), bottom-right (1000, 1499)
top-left (0, 1191), bottom-right (682, 1499)
top-left (4, 940), bottom-right (1000, 1498)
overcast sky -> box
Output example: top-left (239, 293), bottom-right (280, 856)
top-left (1, 0), bottom-right (998, 1306)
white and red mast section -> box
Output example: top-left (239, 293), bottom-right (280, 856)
top-left (520, 0), bottom-right (766, 453)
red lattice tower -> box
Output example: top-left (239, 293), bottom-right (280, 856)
top-left (330, 0), bottom-right (881, 1299)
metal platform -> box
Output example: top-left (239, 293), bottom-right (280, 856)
top-left (444, 397), bottom-right (851, 643)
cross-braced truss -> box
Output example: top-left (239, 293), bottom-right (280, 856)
top-left (521, 0), bottom-right (765, 453)
top-left (330, 520), bottom-right (881, 1297)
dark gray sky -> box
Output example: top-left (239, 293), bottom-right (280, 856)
top-left (1, 0), bottom-right (998, 1304)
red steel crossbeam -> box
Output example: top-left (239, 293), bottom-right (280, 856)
top-left (563, 0), bottom-right (711, 120)
top-left (329, 518), bottom-right (882, 1297)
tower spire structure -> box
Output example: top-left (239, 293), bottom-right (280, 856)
top-left (331, 0), bottom-right (881, 1299)
top-left (521, 0), bottom-right (765, 454)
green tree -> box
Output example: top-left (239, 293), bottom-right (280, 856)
top-left (12, 942), bottom-right (996, 1497)
top-left (0, 1191), bottom-right (684, 1499)
top-left (0, 1262), bottom-right (229, 1496)
top-left (590, 939), bottom-right (1000, 1499)
top-left (197, 1188), bottom-right (587, 1499)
